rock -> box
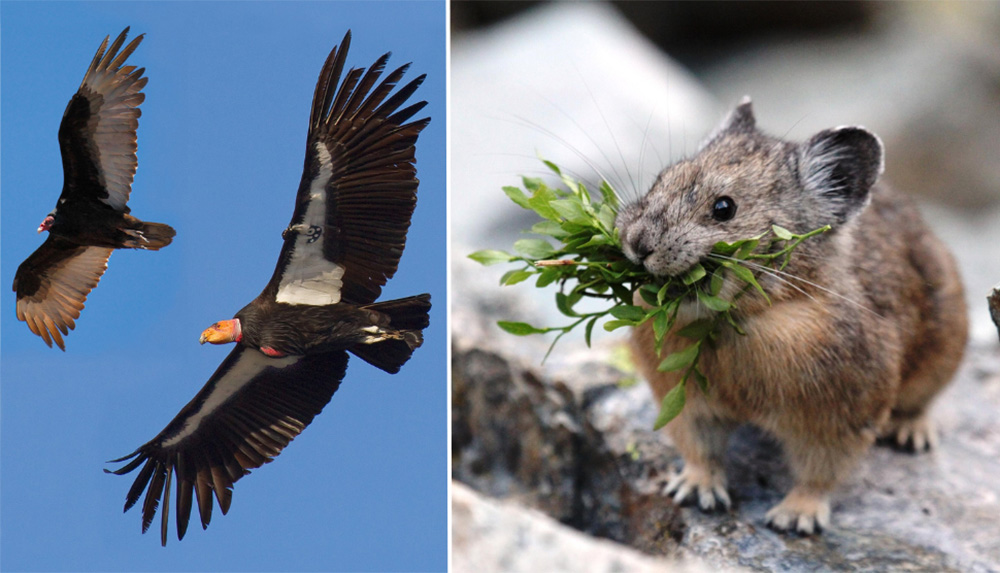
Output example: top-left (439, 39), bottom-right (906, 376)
top-left (453, 298), bottom-right (1000, 571)
top-left (990, 285), bottom-right (1000, 342)
top-left (452, 482), bottom-right (722, 573)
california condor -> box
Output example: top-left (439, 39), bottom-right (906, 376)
top-left (106, 31), bottom-right (431, 546)
top-left (12, 28), bottom-right (176, 350)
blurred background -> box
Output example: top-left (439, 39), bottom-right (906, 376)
top-left (452, 0), bottom-right (1000, 343)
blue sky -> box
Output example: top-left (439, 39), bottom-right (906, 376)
top-left (1, 2), bottom-right (447, 571)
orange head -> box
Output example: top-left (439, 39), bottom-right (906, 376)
top-left (200, 318), bottom-right (242, 345)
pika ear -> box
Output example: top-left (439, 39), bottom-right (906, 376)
top-left (700, 96), bottom-right (756, 151)
top-left (720, 96), bottom-right (756, 134)
top-left (799, 126), bottom-right (884, 224)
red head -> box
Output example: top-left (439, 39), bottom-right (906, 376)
top-left (37, 215), bottom-right (55, 233)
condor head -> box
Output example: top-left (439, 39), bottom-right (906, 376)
top-left (200, 319), bottom-right (242, 345)
top-left (37, 214), bottom-right (55, 233)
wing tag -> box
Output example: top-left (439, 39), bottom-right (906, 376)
top-left (275, 143), bottom-right (343, 306)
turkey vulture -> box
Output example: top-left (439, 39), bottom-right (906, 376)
top-left (106, 31), bottom-right (432, 546)
top-left (11, 28), bottom-right (176, 350)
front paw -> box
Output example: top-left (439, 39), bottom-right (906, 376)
top-left (880, 415), bottom-right (938, 453)
top-left (765, 491), bottom-right (830, 535)
top-left (664, 465), bottom-right (731, 512)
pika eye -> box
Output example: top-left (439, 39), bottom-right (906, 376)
top-left (712, 196), bottom-right (737, 221)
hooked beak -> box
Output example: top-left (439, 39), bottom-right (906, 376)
top-left (37, 215), bottom-right (54, 233)
top-left (200, 319), bottom-right (242, 345)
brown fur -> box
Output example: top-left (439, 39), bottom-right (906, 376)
top-left (620, 100), bottom-right (968, 533)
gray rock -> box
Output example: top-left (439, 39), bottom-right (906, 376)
top-left (453, 482), bottom-right (723, 573)
top-left (453, 308), bottom-right (1000, 571)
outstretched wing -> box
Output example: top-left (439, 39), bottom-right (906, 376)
top-left (58, 27), bottom-right (147, 212)
top-left (106, 347), bottom-right (349, 545)
top-left (266, 30), bottom-right (430, 307)
top-left (12, 236), bottom-right (112, 350)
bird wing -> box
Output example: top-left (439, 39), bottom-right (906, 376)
top-left (58, 27), bottom-right (147, 212)
top-left (265, 30), bottom-right (430, 307)
top-left (106, 346), bottom-right (349, 545)
top-left (12, 236), bottom-right (112, 350)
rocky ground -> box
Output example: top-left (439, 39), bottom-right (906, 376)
top-left (452, 277), bottom-right (1000, 571)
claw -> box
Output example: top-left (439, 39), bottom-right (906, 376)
top-left (664, 466), bottom-right (730, 512)
top-left (764, 491), bottom-right (830, 535)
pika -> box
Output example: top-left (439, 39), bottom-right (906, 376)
top-left (615, 98), bottom-right (968, 534)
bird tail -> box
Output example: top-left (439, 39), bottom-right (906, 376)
top-left (123, 221), bottom-right (176, 250)
top-left (138, 221), bottom-right (176, 250)
top-left (349, 294), bottom-right (431, 374)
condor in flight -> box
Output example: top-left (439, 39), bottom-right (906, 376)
top-left (107, 31), bottom-right (431, 545)
top-left (12, 28), bottom-right (176, 350)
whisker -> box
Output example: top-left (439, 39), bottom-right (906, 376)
top-left (504, 114), bottom-right (621, 194)
top-left (708, 254), bottom-right (820, 306)
top-left (574, 65), bottom-right (636, 200)
top-left (708, 254), bottom-right (884, 319)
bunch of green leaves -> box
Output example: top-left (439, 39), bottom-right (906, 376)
top-left (469, 160), bottom-right (828, 429)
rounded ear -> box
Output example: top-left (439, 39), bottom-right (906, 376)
top-left (721, 96), bottom-right (756, 134)
top-left (799, 126), bottom-right (884, 224)
top-left (699, 96), bottom-right (756, 151)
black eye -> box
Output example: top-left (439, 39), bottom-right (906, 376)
top-left (712, 196), bottom-right (737, 221)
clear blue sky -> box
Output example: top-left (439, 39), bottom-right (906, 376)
top-left (1, 2), bottom-right (446, 571)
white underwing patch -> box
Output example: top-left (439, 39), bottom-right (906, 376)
top-left (161, 350), bottom-right (299, 447)
top-left (276, 142), bottom-right (345, 306)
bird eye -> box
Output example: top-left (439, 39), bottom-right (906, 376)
top-left (712, 196), bottom-right (737, 221)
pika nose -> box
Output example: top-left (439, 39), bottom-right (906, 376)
top-left (633, 238), bottom-right (654, 262)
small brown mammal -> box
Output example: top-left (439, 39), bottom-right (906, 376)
top-left (616, 98), bottom-right (968, 534)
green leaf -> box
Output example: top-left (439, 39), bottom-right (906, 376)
top-left (658, 341), bottom-right (701, 371)
top-left (522, 176), bottom-right (544, 192)
top-left (576, 234), bottom-right (612, 249)
top-left (585, 316), bottom-right (598, 347)
top-left (772, 225), bottom-right (794, 241)
top-left (603, 319), bottom-right (634, 332)
top-left (502, 186), bottom-right (532, 210)
top-left (500, 269), bottom-right (533, 286)
top-left (657, 281), bottom-right (673, 306)
top-left (468, 249), bottom-right (513, 266)
top-left (724, 310), bottom-right (747, 336)
top-left (514, 239), bottom-right (556, 259)
top-left (497, 321), bottom-right (549, 336)
top-left (596, 204), bottom-right (617, 234)
top-left (709, 266), bottom-right (725, 296)
top-left (640, 287), bottom-right (659, 307)
top-left (531, 220), bottom-right (569, 238)
top-left (610, 305), bottom-right (646, 321)
top-left (696, 289), bottom-right (732, 312)
top-left (653, 309), bottom-right (670, 342)
top-left (535, 267), bottom-right (561, 288)
top-left (676, 319), bottom-right (714, 340)
top-left (712, 240), bottom-right (740, 256)
top-left (542, 159), bottom-right (562, 176)
top-left (527, 187), bottom-right (561, 221)
top-left (682, 263), bottom-right (707, 286)
top-left (735, 238), bottom-right (759, 260)
top-left (555, 291), bottom-right (582, 317)
top-left (599, 180), bottom-right (618, 208)
top-left (653, 381), bottom-right (687, 430)
top-left (550, 199), bottom-right (591, 225)
top-left (690, 367), bottom-right (709, 395)
top-left (722, 261), bottom-right (769, 303)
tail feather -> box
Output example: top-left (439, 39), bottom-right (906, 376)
top-left (138, 221), bottom-right (176, 250)
top-left (350, 294), bottom-right (430, 373)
